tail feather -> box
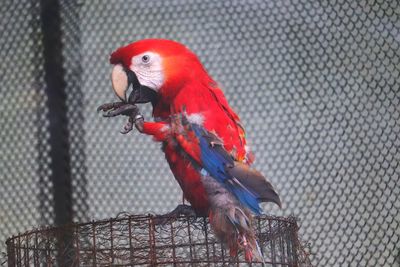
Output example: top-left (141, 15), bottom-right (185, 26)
top-left (226, 162), bottom-right (282, 208)
top-left (209, 207), bottom-right (264, 263)
top-left (241, 234), bottom-right (264, 263)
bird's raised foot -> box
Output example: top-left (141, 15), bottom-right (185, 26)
top-left (97, 101), bottom-right (125, 113)
top-left (154, 204), bottom-right (197, 225)
top-left (102, 103), bottom-right (138, 117)
top-left (97, 101), bottom-right (142, 134)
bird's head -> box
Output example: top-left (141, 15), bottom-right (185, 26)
top-left (109, 39), bottom-right (209, 105)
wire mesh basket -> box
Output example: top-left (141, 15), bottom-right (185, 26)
top-left (6, 214), bottom-right (311, 266)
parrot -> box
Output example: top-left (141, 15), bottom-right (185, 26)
top-left (98, 39), bottom-right (281, 262)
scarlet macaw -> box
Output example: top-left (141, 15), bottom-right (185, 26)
top-left (98, 39), bottom-right (281, 261)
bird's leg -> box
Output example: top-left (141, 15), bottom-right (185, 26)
top-left (154, 204), bottom-right (197, 225)
top-left (133, 114), bottom-right (144, 132)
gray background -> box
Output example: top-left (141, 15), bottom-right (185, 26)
top-left (1, 0), bottom-right (399, 266)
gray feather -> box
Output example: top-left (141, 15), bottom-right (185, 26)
top-left (226, 162), bottom-right (282, 208)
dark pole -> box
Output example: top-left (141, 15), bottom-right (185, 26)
top-left (39, 0), bottom-right (73, 226)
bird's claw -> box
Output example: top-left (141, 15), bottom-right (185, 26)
top-left (120, 117), bottom-right (134, 134)
top-left (97, 101), bottom-right (125, 113)
top-left (98, 101), bottom-right (143, 134)
top-left (102, 103), bottom-right (138, 117)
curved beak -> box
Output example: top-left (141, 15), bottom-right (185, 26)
top-left (111, 64), bottom-right (129, 101)
top-left (111, 64), bottom-right (158, 105)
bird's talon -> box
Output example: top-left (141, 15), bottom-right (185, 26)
top-left (120, 126), bottom-right (132, 134)
top-left (102, 104), bottom-right (137, 117)
top-left (97, 101), bottom-right (125, 112)
top-left (120, 118), bottom-right (134, 134)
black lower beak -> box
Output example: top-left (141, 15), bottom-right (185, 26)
top-left (128, 85), bottom-right (158, 106)
top-left (126, 70), bottom-right (158, 106)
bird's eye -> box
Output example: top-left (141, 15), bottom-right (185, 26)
top-left (141, 55), bottom-right (150, 63)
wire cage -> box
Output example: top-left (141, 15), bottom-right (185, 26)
top-left (1, 0), bottom-right (400, 266)
top-left (6, 214), bottom-right (311, 266)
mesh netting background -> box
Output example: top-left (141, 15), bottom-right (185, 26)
top-left (1, 0), bottom-right (399, 266)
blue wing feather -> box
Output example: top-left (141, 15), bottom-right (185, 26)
top-left (190, 124), bottom-right (262, 214)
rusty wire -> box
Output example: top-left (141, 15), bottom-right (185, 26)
top-left (6, 214), bottom-right (311, 266)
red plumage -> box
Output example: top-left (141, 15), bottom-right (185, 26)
top-left (110, 39), bottom-right (251, 216)
top-left (108, 39), bottom-right (271, 261)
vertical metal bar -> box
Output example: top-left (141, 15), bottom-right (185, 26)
top-left (291, 220), bottom-right (300, 267)
top-left (170, 220), bottom-right (177, 266)
top-left (39, 1), bottom-right (77, 265)
top-left (128, 217), bottom-right (134, 263)
top-left (92, 223), bottom-right (97, 267)
top-left (203, 217), bottom-right (210, 267)
top-left (269, 220), bottom-right (276, 267)
top-left (17, 236), bottom-right (21, 267)
top-left (40, 0), bottom-right (73, 228)
top-left (286, 222), bottom-right (292, 265)
top-left (34, 233), bottom-right (39, 267)
top-left (110, 220), bottom-right (114, 265)
top-left (149, 217), bottom-right (157, 266)
top-left (279, 221), bottom-right (284, 264)
top-left (46, 233), bottom-right (51, 267)
top-left (286, 221), bottom-right (292, 266)
top-left (24, 237), bottom-right (29, 266)
top-left (187, 219), bottom-right (194, 262)
top-left (6, 238), bottom-right (16, 267)
top-left (75, 226), bottom-right (80, 266)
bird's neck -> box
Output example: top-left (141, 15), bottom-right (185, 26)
top-left (153, 75), bottom-right (217, 121)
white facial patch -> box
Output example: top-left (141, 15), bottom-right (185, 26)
top-left (130, 52), bottom-right (164, 91)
